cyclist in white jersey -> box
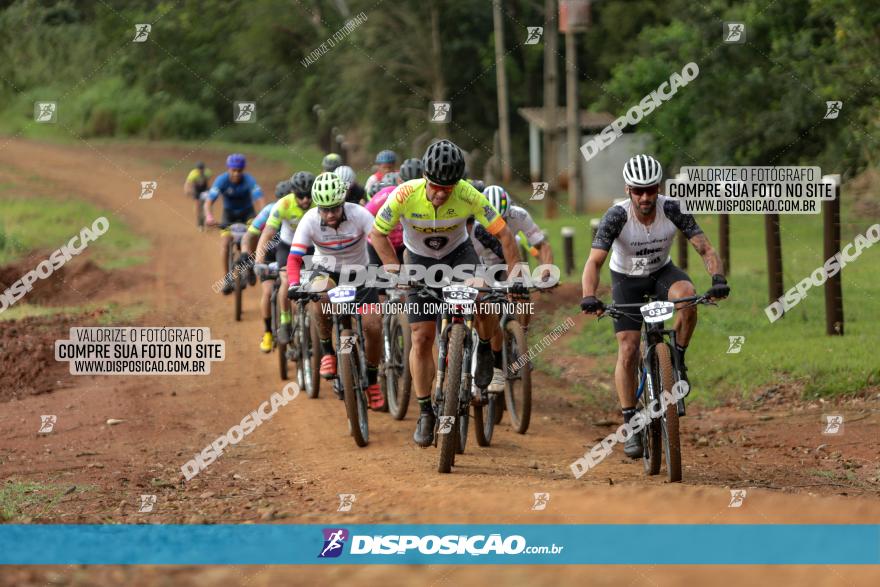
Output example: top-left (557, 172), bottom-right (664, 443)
top-left (286, 172), bottom-right (385, 410)
top-left (580, 154), bottom-right (729, 459)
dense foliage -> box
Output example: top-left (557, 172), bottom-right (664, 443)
top-left (1, 0), bottom-right (876, 176)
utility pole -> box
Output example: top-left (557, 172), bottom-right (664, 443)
top-left (561, 0), bottom-right (589, 213)
top-left (564, 27), bottom-right (580, 213)
top-left (543, 0), bottom-right (559, 219)
top-left (492, 0), bottom-right (512, 183)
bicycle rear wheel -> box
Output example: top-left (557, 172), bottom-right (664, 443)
top-left (640, 364), bottom-right (662, 476)
top-left (438, 324), bottom-right (466, 473)
top-left (233, 245), bottom-right (243, 322)
top-left (340, 330), bottom-right (368, 447)
top-left (655, 343), bottom-right (681, 482)
top-left (473, 393), bottom-right (499, 446)
top-left (301, 304), bottom-right (321, 398)
top-left (503, 320), bottom-right (532, 434)
top-left (270, 285), bottom-right (287, 380)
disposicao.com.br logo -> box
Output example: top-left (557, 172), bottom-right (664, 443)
top-left (318, 528), bottom-right (564, 558)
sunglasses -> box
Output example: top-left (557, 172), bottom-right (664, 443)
top-left (294, 193), bottom-right (311, 199)
top-left (630, 186), bottom-right (659, 196)
top-left (427, 182), bottom-right (455, 193)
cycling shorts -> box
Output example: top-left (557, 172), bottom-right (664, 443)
top-left (220, 207), bottom-right (255, 229)
top-left (609, 261), bottom-right (691, 333)
top-left (403, 239), bottom-right (480, 324)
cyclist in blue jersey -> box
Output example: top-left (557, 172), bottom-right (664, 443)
top-left (205, 153), bottom-right (265, 294)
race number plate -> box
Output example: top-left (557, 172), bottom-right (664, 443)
top-left (228, 223), bottom-right (249, 236)
top-left (328, 286), bottom-right (357, 304)
top-left (640, 300), bottom-right (675, 323)
top-left (442, 285), bottom-right (478, 305)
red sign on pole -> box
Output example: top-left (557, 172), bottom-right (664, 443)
top-left (559, 0), bottom-right (591, 33)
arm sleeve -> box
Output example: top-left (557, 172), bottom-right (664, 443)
top-left (474, 224), bottom-right (505, 261)
top-left (249, 204), bottom-right (273, 234)
top-left (288, 217), bottom-right (313, 283)
top-left (287, 254), bottom-right (304, 286)
top-left (591, 206), bottom-right (627, 250)
top-left (511, 207), bottom-right (546, 246)
top-left (663, 198), bottom-right (703, 238)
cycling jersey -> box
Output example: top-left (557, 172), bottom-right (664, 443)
top-left (365, 186), bottom-right (403, 249)
top-left (266, 194), bottom-right (311, 244)
top-left (289, 203), bottom-right (375, 276)
top-left (473, 205), bottom-right (545, 266)
top-left (592, 194), bottom-right (703, 275)
top-left (374, 179), bottom-right (506, 258)
top-left (186, 168), bottom-right (211, 192)
top-left (364, 170), bottom-right (392, 195)
top-left (207, 172), bottom-right (263, 214)
top-left (247, 203), bottom-right (276, 235)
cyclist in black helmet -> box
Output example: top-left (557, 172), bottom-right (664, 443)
top-left (370, 139), bottom-right (521, 447)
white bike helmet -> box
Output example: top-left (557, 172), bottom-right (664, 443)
top-left (334, 165), bottom-right (356, 187)
top-left (483, 184), bottom-right (510, 217)
top-left (311, 172), bottom-right (346, 207)
top-left (622, 154), bottom-right (663, 187)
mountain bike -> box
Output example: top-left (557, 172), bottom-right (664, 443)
top-left (476, 285), bottom-right (539, 436)
top-left (224, 222), bottom-right (249, 321)
top-left (406, 280), bottom-right (517, 472)
top-left (197, 191), bottom-right (209, 231)
top-left (324, 284), bottom-right (372, 447)
top-left (601, 293), bottom-right (714, 482)
top-left (290, 272), bottom-right (323, 399)
top-left (381, 287), bottom-right (412, 420)
top-left (256, 263), bottom-right (322, 395)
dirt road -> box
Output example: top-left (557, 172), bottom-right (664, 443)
top-left (0, 138), bottom-right (878, 585)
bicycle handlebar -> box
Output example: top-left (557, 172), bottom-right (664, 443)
top-left (599, 293), bottom-right (716, 320)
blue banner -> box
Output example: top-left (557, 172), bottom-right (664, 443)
top-left (1, 524), bottom-right (878, 565)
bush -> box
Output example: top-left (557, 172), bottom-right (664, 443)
top-left (148, 100), bottom-right (216, 140)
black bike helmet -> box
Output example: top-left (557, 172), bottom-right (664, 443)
top-left (399, 158), bottom-right (424, 182)
top-left (422, 139), bottom-right (465, 186)
top-left (289, 171), bottom-right (316, 197)
top-left (275, 180), bottom-right (292, 198)
top-left (469, 179), bottom-right (486, 193)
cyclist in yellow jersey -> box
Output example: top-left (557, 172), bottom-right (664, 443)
top-left (370, 139), bottom-right (521, 447)
top-left (184, 162), bottom-right (211, 229)
top-left (255, 171), bottom-right (315, 345)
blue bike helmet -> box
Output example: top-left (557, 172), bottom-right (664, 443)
top-left (226, 153), bottom-right (246, 170)
top-left (375, 150), bottom-right (397, 165)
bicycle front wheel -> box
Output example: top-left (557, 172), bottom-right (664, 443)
top-left (655, 343), bottom-right (681, 482)
top-left (503, 320), bottom-right (532, 434)
top-left (438, 324), bottom-right (466, 473)
top-left (340, 330), bottom-right (368, 447)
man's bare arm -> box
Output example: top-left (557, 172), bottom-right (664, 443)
top-left (582, 248), bottom-right (609, 298)
top-left (689, 233), bottom-right (724, 276)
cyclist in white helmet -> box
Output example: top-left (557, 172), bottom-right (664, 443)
top-left (286, 172), bottom-right (385, 410)
top-left (469, 184), bottom-right (555, 392)
top-left (479, 185), bottom-right (554, 280)
top-left (579, 154), bottom-right (729, 459)
top-left (335, 165), bottom-right (366, 204)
